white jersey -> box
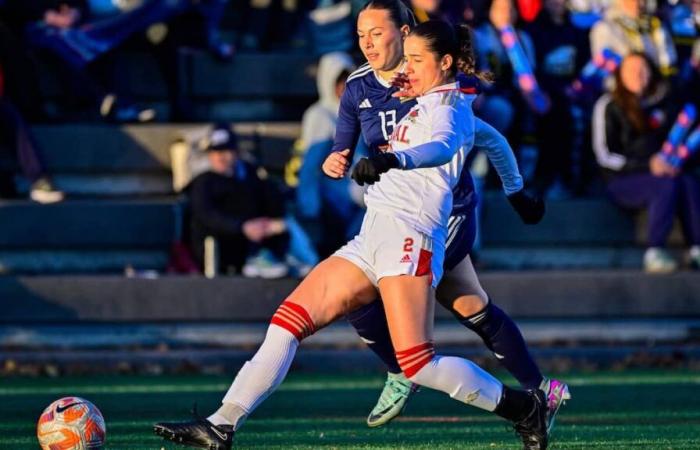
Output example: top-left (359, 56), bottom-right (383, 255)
top-left (364, 82), bottom-right (476, 245)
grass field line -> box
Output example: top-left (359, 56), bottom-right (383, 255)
top-left (0, 373), bottom-right (698, 396)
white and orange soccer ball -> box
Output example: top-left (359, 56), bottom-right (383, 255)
top-left (37, 397), bottom-right (106, 450)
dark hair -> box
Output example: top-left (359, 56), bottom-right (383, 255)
top-left (612, 52), bottom-right (660, 132)
top-left (360, 0), bottom-right (417, 29)
top-left (408, 20), bottom-right (492, 81)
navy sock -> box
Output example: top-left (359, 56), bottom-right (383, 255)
top-left (346, 301), bottom-right (401, 374)
top-left (460, 300), bottom-right (543, 389)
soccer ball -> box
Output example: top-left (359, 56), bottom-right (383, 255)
top-left (37, 397), bottom-right (106, 450)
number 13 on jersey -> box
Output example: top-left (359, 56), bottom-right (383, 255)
top-left (379, 110), bottom-right (397, 141)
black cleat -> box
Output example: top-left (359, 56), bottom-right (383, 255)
top-left (153, 415), bottom-right (234, 450)
top-left (513, 389), bottom-right (548, 450)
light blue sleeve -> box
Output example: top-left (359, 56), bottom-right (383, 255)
top-left (394, 102), bottom-right (465, 170)
top-left (473, 117), bottom-right (524, 195)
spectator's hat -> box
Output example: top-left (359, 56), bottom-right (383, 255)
top-left (204, 123), bottom-right (238, 152)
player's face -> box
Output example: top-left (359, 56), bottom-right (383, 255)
top-left (403, 35), bottom-right (452, 96)
top-left (620, 54), bottom-right (650, 96)
top-left (357, 9), bottom-right (405, 72)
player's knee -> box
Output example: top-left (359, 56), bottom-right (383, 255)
top-left (450, 294), bottom-right (488, 319)
top-left (396, 343), bottom-right (436, 383)
top-left (270, 300), bottom-right (317, 342)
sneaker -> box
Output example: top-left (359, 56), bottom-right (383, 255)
top-left (366, 372), bottom-right (418, 428)
top-left (242, 249), bottom-right (288, 279)
top-left (154, 415), bottom-right (233, 450)
top-left (688, 246), bottom-right (700, 270)
top-left (29, 178), bottom-right (64, 204)
top-left (513, 389), bottom-right (548, 450)
top-left (539, 378), bottom-right (571, 433)
top-left (643, 247), bottom-right (677, 274)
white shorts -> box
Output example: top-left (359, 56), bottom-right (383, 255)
top-left (333, 210), bottom-right (445, 288)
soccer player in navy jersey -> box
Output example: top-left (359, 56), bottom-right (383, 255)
top-left (322, 0), bottom-right (569, 430)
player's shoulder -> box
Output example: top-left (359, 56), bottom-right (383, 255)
top-left (346, 63), bottom-right (373, 85)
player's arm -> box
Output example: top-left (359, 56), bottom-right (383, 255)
top-left (474, 117), bottom-right (544, 224)
top-left (351, 101), bottom-right (465, 185)
top-left (473, 117), bottom-right (523, 195)
top-left (323, 87), bottom-right (361, 178)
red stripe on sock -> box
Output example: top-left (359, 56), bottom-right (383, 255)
top-left (396, 343), bottom-right (435, 378)
top-left (402, 354), bottom-right (435, 378)
top-left (396, 342), bottom-right (433, 357)
top-left (270, 316), bottom-right (303, 340)
top-left (271, 301), bottom-right (316, 341)
top-left (281, 301), bottom-right (316, 335)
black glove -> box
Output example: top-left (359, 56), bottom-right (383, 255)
top-left (507, 190), bottom-right (545, 224)
top-left (351, 153), bottom-right (400, 186)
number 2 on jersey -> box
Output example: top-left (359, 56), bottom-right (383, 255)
top-left (379, 110), bottom-right (397, 141)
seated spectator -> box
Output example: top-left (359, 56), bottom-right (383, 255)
top-left (592, 53), bottom-right (700, 272)
top-left (188, 124), bottom-right (290, 278)
top-left (0, 69), bottom-right (63, 202)
top-left (526, 0), bottom-right (590, 196)
top-left (590, 0), bottom-right (677, 77)
top-left (296, 51), bottom-right (362, 258)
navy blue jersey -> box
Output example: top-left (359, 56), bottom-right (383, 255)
top-left (333, 63), bottom-right (477, 215)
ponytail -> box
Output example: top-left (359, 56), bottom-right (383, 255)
top-left (409, 20), bottom-right (492, 82)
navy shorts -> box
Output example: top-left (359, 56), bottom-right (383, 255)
top-left (443, 207), bottom-right (477, 271)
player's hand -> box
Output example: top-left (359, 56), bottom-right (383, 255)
top-left (242, 217), bottom-right (270, 242)
top-left (351, 153), bottom-right (400, 186)
top-left (507, 190), bottom-right (545, 224)
top-left (322, 149), bottom-right (351, 178)
top-left (391, 72), bottom-right (418, 99)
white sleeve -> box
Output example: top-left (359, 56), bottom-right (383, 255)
top-left (395, 102), bottom-right (464, 170)
top-left (473, 118), bottom-right (523, 195)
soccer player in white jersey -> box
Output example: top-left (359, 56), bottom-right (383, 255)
top-left (324, 0), bottom-right (569, 431)
top-left (154, 20), bottom-right (548, 450)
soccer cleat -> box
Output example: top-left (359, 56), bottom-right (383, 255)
top-left (153, 415), bottom-right (234, 450)
top-left (513, 389), bottom-right (548, 450)
top-left (540, 378), bottom-right (571, 433)
top-left (366, 372), bottom-right (418, 427)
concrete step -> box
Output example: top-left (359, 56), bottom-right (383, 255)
top-left (0, 199), bottom-right (181, 249)
top-left (0, 250), bottom-right (168, 274)
top-left (1, 271), bottom-right (698, 323)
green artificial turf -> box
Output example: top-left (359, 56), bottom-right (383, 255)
top-left (2, 370), bottom-right (699, 449)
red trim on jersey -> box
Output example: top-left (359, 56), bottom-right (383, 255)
top-left (270, 301), bottom-right (316, 341)
top-left (396, 342), bottom-right (435, 377)
top-left (416, 248), bottom-right (432, 278)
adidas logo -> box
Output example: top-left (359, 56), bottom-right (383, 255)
top-left (359, 99), bottom-right (372, 109)
top-left (400, 254), bottom-right (412, 263)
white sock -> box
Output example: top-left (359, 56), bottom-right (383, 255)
top-left (208, 324), bottom-right (299, 429)
top-left (408, 355), bottom-right (504, 412)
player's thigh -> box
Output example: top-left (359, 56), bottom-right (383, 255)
top-left (436, 254), bottom-right (488, 313)
top-left (286, 256), bottom-right (377, 328)
top-left (378, 274), bottom-right (435, 350)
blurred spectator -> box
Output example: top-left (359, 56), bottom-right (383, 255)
top-left (188, 124), bottom-right (290, 278)
top-left (590, 0), bottom-right (677, 77)
top-left (2, 0), bottom-right (233, 121)
top-left (526, 0), bottom-right (590, 196)
top-left (233, 0), bottom-right (308, 51)
top-left (0, 98), bottom-right (64, 203)
top-left (592, 53), bottom-right (700, 272)
top-left (473, 0), bottom-right (537, 135)
top-left (296, 52), bottom-right (362, 257)
top-left (309, 1), bottom-right (354, 55)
